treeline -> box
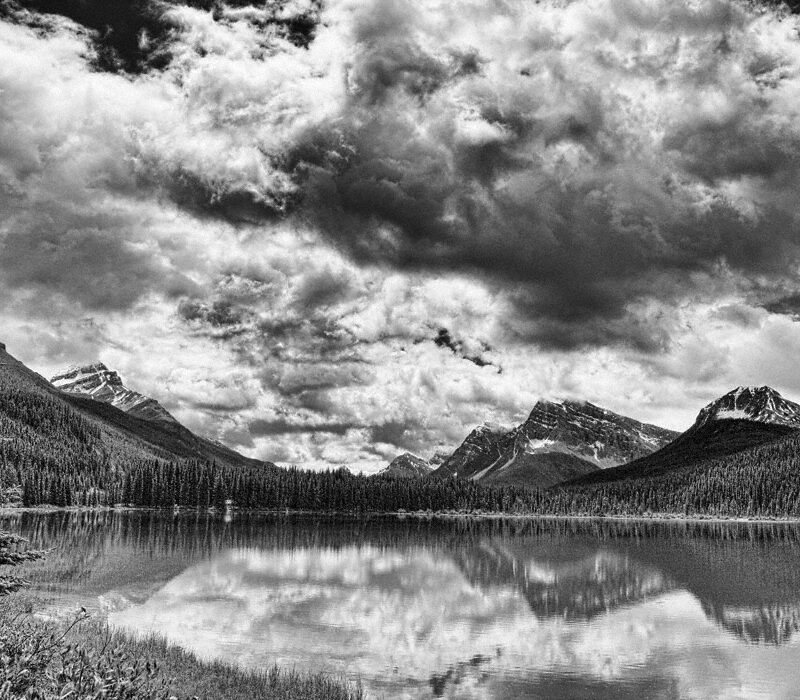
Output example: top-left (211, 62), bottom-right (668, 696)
top-left (13, 457), bottom-right (542, 512)
top-left (4, 376), bottom-right (800, 518)
top-left (0, 384), bottom-right (157, 508)
top-left (549, 433), bottom-right (800, 518)
top-left (5, 436), bottom-right (800, 518)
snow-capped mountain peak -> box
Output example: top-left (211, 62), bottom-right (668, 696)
top-left (432, 398), bottom-right (678, 487)
top-left (514, 398), bottom-right (678, 466)
top-left (694, 386), bottom-right (800, 428)
top-left (50, 363), bottom-right (176, 423)
top-left (377, 453), bottom-right (434, 478)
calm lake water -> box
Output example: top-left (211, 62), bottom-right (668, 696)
top-left (3, 512), bottom-right (800, 699)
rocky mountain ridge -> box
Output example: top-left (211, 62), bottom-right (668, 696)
top-left (51, 363), bottom-right (176, 423)
top-left (432, 400), bottom-right (678, 488)
top-left (378, 453), bottom-right (434, 478)
top-left (566, 385), bottom-right (800, 487)
top-left (694, 386), bottom-right (800, 428)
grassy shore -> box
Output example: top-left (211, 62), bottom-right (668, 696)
top-left (0, 599), bottom-right (364, 700)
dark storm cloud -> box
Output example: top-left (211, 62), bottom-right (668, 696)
top-left (17, 0), bottom-right (800, 353)
top-left (2, 0), bottom-right (173, 73)
top-left (433, 328), bottom-right (493, 368)
top-left (663, 112), bottom-right (800, 183)
top-left (248, 418), bottom-right (354, 436)
top-left (9, 0), bottom-right (800, 363)
top-left (268, 0), bottom-right (800, 351)
top-left (369, 420), bottom-right (418, 450)
top-left (192, 394), bottom-right (257, 411)
top-left (1, 0), bottom-right (321, 73)
top-left (762, 293), bottom-right (800, 318)
top-left (178, 299), bottom-right (245, 326)
top-left (0, 210), bottom-right (197, 311)
top-left (712, 303), bottom-right (764, 327)
top-left (291, 266), bottom-right (357, 309)
top-left (264, 360), bottom-right (373, 397)
top-left (151, 168), bottom-right (294, 224)
top-left (174, 265), bottom-right (371, 416)
top-left (368, 418), bottom-right (441, 455)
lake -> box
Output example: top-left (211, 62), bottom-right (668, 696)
top-left (3, 511), bottom-right (800, 699)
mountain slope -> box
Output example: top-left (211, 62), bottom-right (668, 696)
top-left (0, 341), bottom-right (273, 481)
top-left (51, 363), bottom-right (176, 423)
top-left (377, 453), bottom-right (433, 478)
top-left (433, 400), bottom-right (678, 489)
top-left (568, 386), bottom-right (800, 487)
top-left (431, 423), bottom-right (508, 480)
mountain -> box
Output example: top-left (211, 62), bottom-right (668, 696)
top-left (377, 453), bottom-right (434, 478)
top-left (432, 400), bottom-right (678, 489)
top-left (51, 363), bottom-right (176, 423)
top-left (695, 385), bottom-right (800, 427)
top-left (0, 341), bottom-right (272, 484)
top-left (432, 423), bottom-right (508, 479)
top-left (568, 386), bottom-right (800, 487)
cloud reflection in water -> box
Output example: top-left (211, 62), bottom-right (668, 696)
top-left (109, 545), bottom-right (800, 699)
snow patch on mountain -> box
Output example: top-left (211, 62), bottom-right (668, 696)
top-left (50, 363), bottom-right (176, 423)
top-left (434, 399), bottom-right (679, 484)
top-left (694, 386), bottom-right (800, 428)
top-left (377, 453), bottom-right (434, 478)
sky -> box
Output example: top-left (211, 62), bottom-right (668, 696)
top-left (5, 0), bottom-right (800, 471)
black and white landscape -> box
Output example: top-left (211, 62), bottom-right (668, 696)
top-left (5, 0), bottom-right (800, 698)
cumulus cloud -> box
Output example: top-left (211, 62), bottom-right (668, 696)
top-left (64, 0), bottom-right (800, 348)
top-left (7, 0), bottom-right (800, 468)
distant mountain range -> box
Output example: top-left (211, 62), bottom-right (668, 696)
top-left (427, 400), bottom-right (678, 489)
top-left (380, 385), bottom-right (800, 494)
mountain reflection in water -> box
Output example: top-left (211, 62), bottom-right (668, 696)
top-left (4, 512), bottom-right (800, 699)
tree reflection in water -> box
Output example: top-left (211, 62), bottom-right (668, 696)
top-left (5, 512), bottom-right (800, 699)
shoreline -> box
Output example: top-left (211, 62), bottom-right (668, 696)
top-left (0, 600), bottom-right (363, 700)
top-left (2, 504), bottom-right (800, 525)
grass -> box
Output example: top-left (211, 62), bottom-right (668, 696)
top-left (0, 599), bottom-right (364, 700)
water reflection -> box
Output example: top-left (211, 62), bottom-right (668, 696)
top-left (4, 512), bottom-right (800, 699)
top-left (453, 543), bottom-right (672, 620)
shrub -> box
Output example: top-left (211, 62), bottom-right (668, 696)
top-left (0, 531), bottom-right (45, 596)
top-left (0, 604), bottom-right (364, 700)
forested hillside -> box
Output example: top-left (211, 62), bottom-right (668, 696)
top-left (567, 419), bottom-right (797, 486)
top-left (549, 430), bottom-right (800, 517)
top-left (0, 342), bottom-right (274, 505)
top-left (9, 432), bottom-right (800, 518)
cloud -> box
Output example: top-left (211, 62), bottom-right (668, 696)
top-left (761, 292), bottom-right (800, 318)
top-left (9, 0), bottom-right (800, 339)
top-left (7, 0), bottom-right (800, 469)
top-left (248, 419), bottom-right (354, 436)
top-left (39, 0), bottom-right (796, 350)
top-left (433, 328), bottom-right (495, 368)
top-left (0, 0), bottom-right (322, 73)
